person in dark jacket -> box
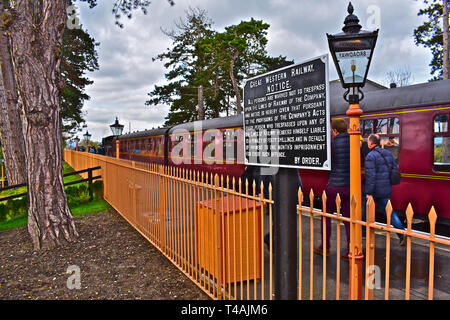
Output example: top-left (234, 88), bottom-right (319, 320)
top-left (362, 134), bottom-right (405, 246)
top-left (314, 119), bottom-right (351, 257)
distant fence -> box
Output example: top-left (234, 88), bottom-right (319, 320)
top-left (64, 150), bottom-right (450, 300)
top-left (0, 166), bottom-right (101, 202)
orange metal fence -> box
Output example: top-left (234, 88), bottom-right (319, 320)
top-left (64, 150), bottom-right (450, 300)
top-left (297, 189), bottom-right (450, 300)
top-left (65, 150), bottom-right (272, 299)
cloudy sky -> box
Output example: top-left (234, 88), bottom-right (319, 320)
top-left (75, 0), bottom-right (433, 142)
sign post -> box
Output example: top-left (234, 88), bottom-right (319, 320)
top-left (243, 55), bottom-right (330, 299)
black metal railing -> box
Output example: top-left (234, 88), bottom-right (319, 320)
top-left (0, 166), bottom-right (102, 202)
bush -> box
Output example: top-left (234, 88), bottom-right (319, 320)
top-left (65, 184), bottom-right (90, 206)
top-left (92, 180), bottom-right (103, 199)
top-left (0, 203), bottom-right (8, 222)
top-left (0, 180), bottom-right (104, 222)
top-left (0, 196), bottom-right (28, 222)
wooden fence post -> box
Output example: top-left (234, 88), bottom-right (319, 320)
top-left (88, 168), bottom-right (93, 201)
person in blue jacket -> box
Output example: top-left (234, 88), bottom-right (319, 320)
top-left (314, 119), bottom-right (351, 257)
top-left (362, 133), bottom-right (405, 246)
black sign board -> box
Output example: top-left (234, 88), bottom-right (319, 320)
top-left (243, 55), bottom-right (331, 170)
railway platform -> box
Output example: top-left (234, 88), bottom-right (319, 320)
top-left (255, 211), bottom-right (450, 300)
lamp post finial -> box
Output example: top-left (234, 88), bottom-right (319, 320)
top-left (342, 2), bottom-right (361, 33)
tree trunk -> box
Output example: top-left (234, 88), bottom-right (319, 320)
top-left (230, 50), bottom-right (242, 114)
top-left (197, 84), bottom-right (204, 120)
top-left (0, 25), bottom-right (27, 186)
top-left (443, 0), bottom-right (449, 80)
top-left (213, 75), bottom-right (220, 117)
top-left (6, 0), bottom-right (78, 250)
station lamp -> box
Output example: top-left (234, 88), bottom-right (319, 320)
top-left (83, 131), bottom-right (91, 144)
top-left (327, 2), bottom-right (378, 103)
top-left (110, 117), bottom-right (124, 136)
top-left (73, 136), bottom-right (80, 151)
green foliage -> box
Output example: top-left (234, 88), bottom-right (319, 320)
top-left (61, 24), bottom-right (100, 136)
top-left (92, 180), bottom-right (104, 198)
top-left (434, 146), bottom-right (443, 162)
top-left (0, 179), bottom-right (104, 222)
top-left (0, 196), bottom-right (27, 222)
top-left (146, 7), bottom-right (214, 125)
top-left (146, 9), bottom-right (292, 125)
top-left (413, 0), bottom-right (449, 80)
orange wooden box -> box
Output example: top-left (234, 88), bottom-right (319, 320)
top-left (195, 195), bottom-right (263, 284)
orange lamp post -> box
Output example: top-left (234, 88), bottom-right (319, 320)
top-left (73, 136), bottom-right (80, 151)
top-left (83, 130), bottom-right (91, 153)
top-left (110, 117), bottom-right (124, 159)
top-left (327, 2), bottom-right (378, 299)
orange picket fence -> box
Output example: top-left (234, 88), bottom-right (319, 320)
top-left (64, 150), bottom-right (450, 300)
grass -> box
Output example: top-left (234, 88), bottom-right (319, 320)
top-left (0, 162), bottom-right (110, 231)
top-left (0, 198), bottom-right (111, 231)
top-left (0, 162), bottom-right (83, 199)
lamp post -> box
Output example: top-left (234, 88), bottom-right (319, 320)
top-left (73, 136), bottom-right (80, 151)
top-left (327, 2), bottom-right (378, 300)
top-left (110, 117), bottom-right (124, 159)
top-left (83, 130), bottom-right (92, 153)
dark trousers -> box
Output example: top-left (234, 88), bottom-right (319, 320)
top-left (320, 185), bottom-right (351, 252)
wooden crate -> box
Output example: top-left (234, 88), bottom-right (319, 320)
top-left (196, 195), bottom-right (263, 284)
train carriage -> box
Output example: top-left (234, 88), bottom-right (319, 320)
top-left (300, 79), bottom-right (450, 225)
top-left (112, 79), bottom-right (450, 228)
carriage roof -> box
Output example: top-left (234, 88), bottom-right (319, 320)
top-left (330, 79), bottom-right (450, 116)
top-left (118, 126), bottom-right (171, 140)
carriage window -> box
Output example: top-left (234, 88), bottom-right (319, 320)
top-left (434, 114), bottom-right (449, 133)
top-left (203, 135), bottom-right (216, 159)
top-left (362, 120), bottom-right (373, 136)
top-left (187, 134), bottom-right (195, 158)
top-left (172, 135), bottom-right (183, 157)
top-left (149, 138), bottom-right (154, 153)
top-left (434, 137), bottom-right (450, 172)
top-left (362, 117), bottom-right (400, 162)
top-left (158, 138), bottom-right (162, 155)
top-left (388, 118), bottom-right (400, 134)
top-left (433, 114), bottom-right (450, 172)
top-left (135, 140), bottom-right (141, 153)
top-left (381, 136), bottom-right (400, 162)
top-left (375, 118), bottom-right (388, 134)
top-left (223, 130), bottom-right (237, 162)
top-left (374, 118), bottom-right (399, 135)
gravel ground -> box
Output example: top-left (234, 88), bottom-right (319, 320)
top-left (0, 209), bottom-right (209, 300)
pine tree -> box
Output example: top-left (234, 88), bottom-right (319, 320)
top-left (414, 0), bottom-right (450, 80)
top-left (146, 7), bottom-right (214, 125)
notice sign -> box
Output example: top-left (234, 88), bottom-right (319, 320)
top-left (243, 55), bottom-right (331, 170)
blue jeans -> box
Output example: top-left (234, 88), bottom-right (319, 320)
top-left (362, 196), bottom-right (404, 240)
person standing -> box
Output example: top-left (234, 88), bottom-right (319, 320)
top-left (362, 134), bottom-right (405, 246)
top-left (314, 119), bottom-right (351, 257)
